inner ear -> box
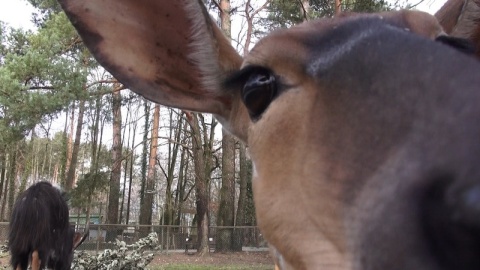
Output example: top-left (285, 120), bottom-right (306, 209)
top-left (435, 35), bottom-right (476, 55)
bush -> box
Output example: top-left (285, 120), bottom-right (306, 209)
top-left (72, 232), bottom-right (158, 270)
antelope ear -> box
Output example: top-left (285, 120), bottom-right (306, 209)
top-left (385, 10), bottom-right (446, 40)
top-left (435, 0), bottom-right (480, 58)
top-left (58, 0), bottom-right (242, 117)
top-left (73, 230), bottom-right (89, 250)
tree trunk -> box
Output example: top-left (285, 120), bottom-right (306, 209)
top-left (120, 101), bottom-right (132, 224)
top-left (174, 141), bottom-right (188, 226)
top-left (174, 117), bottom-right (190, 226)
top-left (215, 0), bottom-right (237, 252)
top-left (219, 0), bottom-right (231, 37)
top-left (107, 88), bottom-right (122, 240)
top-left (335, 0), bottom-right (342, 14)
top-left (139, 104), bottom-right (160, 236)
top-left (62, 103), bottom-right (75, 186)
top-left (0, 150), bottom-right (5, 209)
top-left (163, 110), bottom-right (183, 226)
top-left (126, 118), bottom-right (137, 225)
top-left (300, 0), bottom-right (311, 20)
top-left (0, 163), bottom-right (8, 221)
top-left (65, 100), bottom-right (85, 191)
top-left (85, 193), bottom-right (93, 229)
top-left (140, 100), bottom-right (151, 208)
top-left (7, 144), bottom-right (18, 219)
top-left (187, 113), bottom-right (216, 256)
top-left (90, 97), bottom-right (101, 173)
top-left (244, 158), bottom-right (257, 245)
top-left (67, 103), bottom-right (75, 172)
top-left (233, 142), bottom-right (248, 250)
top-left (0, 149), bottom-right (8, 221)
top-left (216, 129), bottom-right (236, 251)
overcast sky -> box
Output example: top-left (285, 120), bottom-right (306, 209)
top-left (0, 0), bottom-right (36, 30)
top-left (1, 0), bottom-right (447, 31)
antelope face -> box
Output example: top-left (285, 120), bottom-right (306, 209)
top-left (58, 0), bottom-right (480, 269)
top-left (225, 11), bottom-right (480, 269)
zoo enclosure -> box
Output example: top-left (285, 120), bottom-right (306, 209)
top-left (0, 223), bottom-right (267, 253)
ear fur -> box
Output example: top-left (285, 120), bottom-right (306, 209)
top-left (58, 0), bottom-right (242, 117)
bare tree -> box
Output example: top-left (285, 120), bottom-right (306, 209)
top-left (160, 109), bottom-right (184, 226)
top-left (65, 99), bottom-right (85, 191)
top-left (187, 113), bottom-right (217, 256)
top-left (106, 85), bottom-right (123, 238)
top-left (139, 104), bottom-right (160, 236)
top-left (215, 0), bottom-right (237, 252)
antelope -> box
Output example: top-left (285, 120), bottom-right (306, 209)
top-left (58, 0), bottom-right (480, 269)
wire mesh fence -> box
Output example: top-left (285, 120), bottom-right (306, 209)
top-left (0, 222), bottom-right (268, 253)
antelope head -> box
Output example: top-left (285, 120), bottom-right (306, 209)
top-left (58, 0), bottom-right (480, 269)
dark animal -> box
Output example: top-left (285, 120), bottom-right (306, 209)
top-left (9, 182), bottom-right (87, 270)
top-left (58, 0), bottom-right (480, 269)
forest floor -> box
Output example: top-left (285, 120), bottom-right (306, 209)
top-left (150, 251), bottom-right (273, 269)
top-left (0, 250), bottom-right (274, 270)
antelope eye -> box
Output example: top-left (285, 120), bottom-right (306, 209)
top-left (241, 69), bottom-right (277, 120)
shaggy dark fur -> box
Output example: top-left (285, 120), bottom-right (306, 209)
top-left (9, 182), bottom-right (75, 270)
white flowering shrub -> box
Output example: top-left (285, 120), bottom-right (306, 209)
top-left (72, 232), bottom-right (158, 270)
top-left (0, 244), bottom-right (8, 270)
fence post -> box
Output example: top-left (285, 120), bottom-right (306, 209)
top-left (95, 224), bottom-right (101, 253)
top-left (166, 226), bottom-right (170, 252)
top-left (159, 225), bottom-right (163, 252)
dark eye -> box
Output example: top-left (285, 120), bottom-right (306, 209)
top-left (242, 70), bottom-right (277, 120)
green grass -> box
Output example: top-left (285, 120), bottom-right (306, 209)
top-left (149, 265), bottom-right (272, 270)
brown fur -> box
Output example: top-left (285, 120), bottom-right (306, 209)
top-left (435, 0), bottom-right (480, 57)
top-left (58, 0), bottom-right (480, 269)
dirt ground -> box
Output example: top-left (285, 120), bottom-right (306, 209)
top-left (0, 253), bottom-right (8, 269)
top-left (0, 251), bottom-right (274, 269)
top-left (152, 251), bottom-right (273, 267)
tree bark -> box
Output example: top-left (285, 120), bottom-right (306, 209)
top-left (67, 104), bottom-right (75, 167)
top-left (300, 0), bottom-right (311, 20)
top-left (62, 102), bottom-right (75, 186)
top-left (174, 141), bottom-right (188, 225)
top-left (233, 142), bottom-right (248, 250)
top-left (174, 118), bottom-right (189, 226)
top-left (215, 0), bottom-right (237, 252)
top-left (107, 88), bottom-right (122, 239)
top-left (335, 0), bottom-right (342, 14)
top-left (187, 113), bottom-right (216, 256)
top-left (126, 118), bottom-right (137, 225)
top-left (217, 129), bottom-right (236, 251)
top-left (0, 149), bottom-right (8, 221)
top-left (163, 110), bottom-right (183, 226)
top-left (7, 144), bottom-right (18, 219)
top-left (139, 104), bottom-right (160, 236)
top-left (140, 100), bottom-right (151, 208)
top-left (120, 99), bottom-right (132, 224)
top-left (65, 99), bottom-right (85, 191)
top-left (0, 149), bottom-right (6, 214)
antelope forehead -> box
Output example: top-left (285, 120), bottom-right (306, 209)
top-left (306, 27), bottom-right (376, 76)
top-left (304, 18), bottom-right (412, 77)
top-left (245, 33), bottom-right (309, 73)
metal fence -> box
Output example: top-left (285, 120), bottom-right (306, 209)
top-left (0, 222), bottom-right (268, 253)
